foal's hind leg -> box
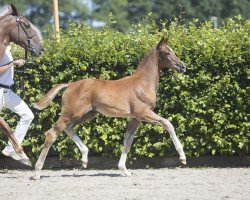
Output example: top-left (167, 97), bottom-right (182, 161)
top-left (33, 117), bottom-right (68, 180)
top-left (142, 109), bottom-right (186, 164)
top-left (64, 127), bottom-right (89, 168)
top-left (64, 110), bottom-right (98, 168)
top-left (118, 119), bottom-right (140, 176)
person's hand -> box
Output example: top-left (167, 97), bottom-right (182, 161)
top-left (13, 59), bottom-right (26, 67)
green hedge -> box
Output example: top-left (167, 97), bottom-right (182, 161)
top-left (1, 16), bottom-right (249, 161)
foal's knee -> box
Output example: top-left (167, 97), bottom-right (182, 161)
top-left (161, 118), bottom-right (175, 132)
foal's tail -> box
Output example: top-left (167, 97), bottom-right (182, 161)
top-left (33, 83), bottom-right (68, 110)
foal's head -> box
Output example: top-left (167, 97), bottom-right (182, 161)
top-left (4, 4), bottom-right (43, 56)
top-left (157, 37), bottom-right (186, 73)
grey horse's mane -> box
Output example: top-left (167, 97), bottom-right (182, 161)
top-left (30, 22), bottom-right (43, 40)
top-left (0, 6), bottom-right (9, 17)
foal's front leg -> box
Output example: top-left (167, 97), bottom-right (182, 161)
top-left (142, 109), bottom-right (186, 165)
top-left (118, 119), bottom-right (140, 176)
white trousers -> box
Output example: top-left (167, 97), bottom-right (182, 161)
top-left (0, 88), bottom-right (34, 152)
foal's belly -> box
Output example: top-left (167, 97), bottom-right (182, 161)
top-left (93, 92), bottom-right (131, 117)
top-left (96, 106), bottom-right (131, 118)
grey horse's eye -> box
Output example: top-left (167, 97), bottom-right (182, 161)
top-left (25, 23), bottom-right (31, 29)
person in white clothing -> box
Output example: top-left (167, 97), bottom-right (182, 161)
top-left (0, 46), bottom-right (34, 162)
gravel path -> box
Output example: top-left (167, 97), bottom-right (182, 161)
top-left (0, 168), bottom-right (249, 200)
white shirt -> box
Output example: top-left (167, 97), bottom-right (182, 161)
top-left (0, 46), bottom-right (14, 86)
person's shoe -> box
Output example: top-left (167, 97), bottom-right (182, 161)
top-left (19, 158), bottom-right (32, 167)
top-left (2, 149), bottom-right (32, 167)
top-left (2, 149), bottom-right (21, 161)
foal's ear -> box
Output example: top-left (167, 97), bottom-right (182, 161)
top-left (157, 36), bottom-right (168, 49)
top-left (10, 3), bottom-right (19, 16)
top-left (164, 37), bottom-right (169, 44)
top-left (157, 36), bottom-right (165, 49)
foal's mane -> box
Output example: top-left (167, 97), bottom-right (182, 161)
top-left (135, 47), bottom-right (158, 72)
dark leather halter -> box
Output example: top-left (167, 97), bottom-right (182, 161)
top-left (0, 12), bottom-right (37, 52)
top-left (15, 15), bottom-right (36, 92)
top-left (0, 12), bottom-right (38, 92)
top-left (15, 15), bottom-right (37, 53)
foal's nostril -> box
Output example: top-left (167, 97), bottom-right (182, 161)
top-left (179, 64), bottom-right (186, 73)
top-left (40, 47), bottom-right (45, 55)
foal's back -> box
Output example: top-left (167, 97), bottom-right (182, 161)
top-left (60, 46), bottom-right (160, 119)
top-left (61, 74), bottom-right (149, 118)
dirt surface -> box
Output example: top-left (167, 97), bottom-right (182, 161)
top-left (0, 167), bottom-right (249, 200)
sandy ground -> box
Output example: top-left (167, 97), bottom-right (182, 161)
top-left (0, 168), bottom-right (249, 200)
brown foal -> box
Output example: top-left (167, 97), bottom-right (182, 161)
top-left (33, 37), bottom-right (186, 179)
top-left (0, 4), bottom-right (43, 165)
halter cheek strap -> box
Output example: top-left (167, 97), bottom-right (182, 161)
top-left (15, 16), bottom-right (36, 52)
top-left (15, 15), bottom-right (33, 93)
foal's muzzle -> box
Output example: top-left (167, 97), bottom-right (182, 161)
top-left (177, 64), bottom-right (186, 73)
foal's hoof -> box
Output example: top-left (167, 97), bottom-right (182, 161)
top-left (82, 161), bottom-right (88, 169)
top-left (119, 166), bottom-right (132, 177)
top-left (180, 158), bottom-right (187, 166)
top-left (31, 172), bottom-right (41, 180)
top-left (122, 170), bottom-right (132, 177)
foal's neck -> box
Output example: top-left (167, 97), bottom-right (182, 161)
top-left (134, 48), bottom-right (160, 91)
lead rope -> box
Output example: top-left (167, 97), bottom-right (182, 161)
top-left (19, 47), bottom-right (27, 94)
top-left (16, 16), bottom-right (25, 94)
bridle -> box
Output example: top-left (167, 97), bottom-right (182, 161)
top-left (14, 15), bottom-right (37, 92)
top-left (1, 12), bottom-right (39, 92)
top-left (15, 15), bottom-right (37, 54)
top-left (1, 12), bottom-right (37, 52)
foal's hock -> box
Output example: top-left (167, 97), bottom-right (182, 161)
top-left (32, 37), bottom-right (187, 179)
